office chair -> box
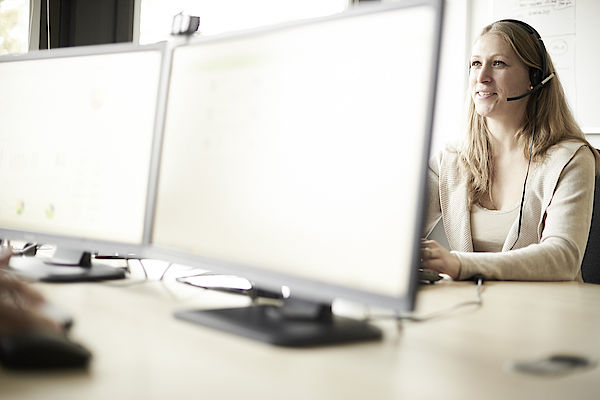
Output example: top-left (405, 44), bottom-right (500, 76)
top-left (581, 158), bottom-right (600, 284)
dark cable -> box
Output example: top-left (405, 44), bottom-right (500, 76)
top-left (365, 277), bottom-right (485, 323)
top-left (509, 101), bottom-right (538, 250)
top-left (101, 260), bottom-right (179, 287)
top-left (159, 262), bottom-right (174, 281)
top-left (138, 259), bottom-right (149, 280)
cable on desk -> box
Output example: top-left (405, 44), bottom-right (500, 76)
top-left (367, 277), bottom-right (485, 323)
top-left (99, 260), bottom-right (178, 288)
top-left (158, 262), bottom-right (174, 281)
top-left (137, 259), bottom-right (149, 281)
top-left (400, 277), bottom-right (484, 322)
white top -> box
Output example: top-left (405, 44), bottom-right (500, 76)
top-left (471, 203), bottom-right (520, 252)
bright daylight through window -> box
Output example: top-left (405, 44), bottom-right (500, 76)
top-left (0, 0), bottom-right (29, 55)
top-left (139, 0), bottom-right (349, 44)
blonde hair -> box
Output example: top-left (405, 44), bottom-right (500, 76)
top-left (459, 20), bottom-right (598, 207)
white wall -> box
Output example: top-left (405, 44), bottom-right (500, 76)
top-left (430, 0), bottom-right (470, 156)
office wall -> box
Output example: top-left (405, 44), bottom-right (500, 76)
top-left (429, 0), bottom-right (470, 156)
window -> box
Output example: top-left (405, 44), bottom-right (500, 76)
top-left (0, 0), bottom-right (29, 55)
top-left (138, 0), bottom-right (349, 44)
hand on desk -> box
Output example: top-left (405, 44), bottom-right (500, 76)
top-left (0, 249), bottom-right (62, 336)
top-left (421, 239), bottom-right (461, 279)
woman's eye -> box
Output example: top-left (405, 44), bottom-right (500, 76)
top-left (493, 60), bottom-right (506, 66)
top-left (470, 60), bottom-right (481, 67)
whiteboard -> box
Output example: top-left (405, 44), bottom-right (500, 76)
top-left (488, 0), bottom-right (600, 133)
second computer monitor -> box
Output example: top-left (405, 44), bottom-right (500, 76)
top-left (151, 2), bottom-right (441, 316)
top-left (0, 43), bottom-right (168, 280)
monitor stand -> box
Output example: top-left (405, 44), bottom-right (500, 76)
top-left (9, 246), bottom-right (126, 282)
top-left (174, 297), bottom-right (382, 347)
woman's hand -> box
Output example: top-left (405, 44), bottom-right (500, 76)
top-left (421, 239), bottom-right (461, 279)
top-left (0, 248), bottom-right (62, 336)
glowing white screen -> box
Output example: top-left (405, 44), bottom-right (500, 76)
top-left (154, 6), bottom-right (436, 298)
top-left (0, 49), bottom-right (161, 244)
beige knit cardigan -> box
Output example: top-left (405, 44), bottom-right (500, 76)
top-left (425, 140), bottom-right (595, 281)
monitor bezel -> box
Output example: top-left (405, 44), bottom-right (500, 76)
top-left (146, 0), bottom-right (444, 313)
top-left (0, 41), bottom-right (171, 256)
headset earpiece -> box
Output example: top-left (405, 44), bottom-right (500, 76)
top-left (529, 67), bottom-right (543, 88)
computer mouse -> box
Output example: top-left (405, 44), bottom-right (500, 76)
top-left (0, 330), bottom-right (92, 370)
top-left (418, 269), bottom-right (443, 284)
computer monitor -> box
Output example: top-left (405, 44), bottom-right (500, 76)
top-left (0, 42), bottom-right (169, 281)
top-left (148, 0), bottom-right (443, 345)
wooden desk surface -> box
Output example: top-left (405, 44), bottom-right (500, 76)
top-left (2, 264), bottom-right (600, 400)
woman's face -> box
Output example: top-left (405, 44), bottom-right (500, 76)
top-left (469, 33), bottom-right (531, 122)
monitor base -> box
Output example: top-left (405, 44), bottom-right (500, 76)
top-left (175, 302), bottom-right (382, 347)
top-left (9, 255), bottom-right (126, 282)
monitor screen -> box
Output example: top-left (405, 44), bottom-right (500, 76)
top-left (150, 1), bottom-right (442, 341)
top-left (0, 43), bottom-right (167, 279)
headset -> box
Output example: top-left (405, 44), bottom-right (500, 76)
top-left (498, 19), bottom-right (555, 101)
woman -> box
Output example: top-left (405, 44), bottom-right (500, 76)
top-left (0, 248), bottom-right (60, 335)
top-left (421, 19), bottom-right (599, 281)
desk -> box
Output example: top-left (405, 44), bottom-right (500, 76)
top-left (1, 268), bottom-right (600, 400)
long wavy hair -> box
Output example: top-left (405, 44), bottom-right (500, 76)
top-left (459, 20), bottom-right (599, 207)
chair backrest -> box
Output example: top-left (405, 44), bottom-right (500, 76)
top-left (581, 166), bottom-right (600, 284)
